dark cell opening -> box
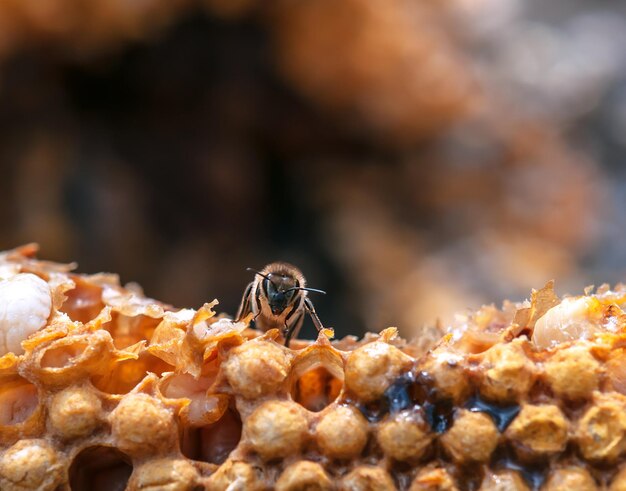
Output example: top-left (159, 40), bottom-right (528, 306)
top-left (465, 394), bottom-right (520, 432)
top-left (69, 446), bottom-right (132, 491)
top-left (291, 365), bottom-right (343, 412)
top-left (357, 371), bottom-right (424, 422)
top-left (384, 371), bottom-right (425, 413)
top-left (181, 408), bottom-right (242, 465)
top-left (424, 399), bottom-right (454, 434)
top-left (490, 444), bottom-right (548, 490)
top-left (357, 400), bottom-right (388, 423)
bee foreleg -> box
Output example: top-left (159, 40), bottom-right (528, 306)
top-left (235, 282), bottom-right (254, 322)
top-left (284, 312), bottom-right (304, 348)
top-left (304, 297), bottom-right (324, 333)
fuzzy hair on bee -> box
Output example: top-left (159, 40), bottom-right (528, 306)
top-left (236, 262), bottom-right (326, 346)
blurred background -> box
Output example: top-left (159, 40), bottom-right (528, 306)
top-left (0, 0), bottom-right (624, 340)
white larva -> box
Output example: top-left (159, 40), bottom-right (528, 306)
top-left (0, 273), bottom-right (52, 356)
top-left (532, 296), bottom-right (597, 350)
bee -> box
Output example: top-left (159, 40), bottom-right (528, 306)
top-left (236, 262), bottom-right (326, 346)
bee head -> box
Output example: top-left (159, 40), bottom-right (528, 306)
top-left (264, 274), bottom-right (298, 315)
top-left (247, 265), bottom-right (326, 316)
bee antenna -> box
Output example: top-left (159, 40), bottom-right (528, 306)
top-left (285, 287), bottom-right (327, 295)
top-left (246, 268), bottom-right (274, 283)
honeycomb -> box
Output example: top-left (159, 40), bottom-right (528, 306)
top-left (4, 244), bottom-right (626, 490)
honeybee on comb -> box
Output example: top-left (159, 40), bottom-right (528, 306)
top-left (236, 262), bottom-right (326, 346)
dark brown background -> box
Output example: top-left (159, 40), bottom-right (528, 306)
top-left (0, 0), bottom-right (625, 340)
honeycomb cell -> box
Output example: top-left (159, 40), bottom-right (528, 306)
top-left (576, 393), bottom-right (626, 461)
top-left (0, 376), bottom-right (39, 426)
top-left (377, 410), bottom-right (432, 462)
top-left (69, 446), bottom-right (132, 491)
top-left (291, 345), bottom-right (345, 412)
top-left (440, 410), bottom-right (499, 463)
top-left (182, 408), bottom-right (242, 465)
top-left (419, 351), bottom-right (469, 403)
top-left (409, 465), bottom-right (458, 491)
top-left (606, 350), bottom-right (626, 395)
top-left (292, 365), bottom-right (343, 412)
top-left (60, 280), bottom-right (105, 324)
top-left (105, 312), bottom-right (162, 350)
top-left (276, 460), bottom-right (333, 491)
top-left (223, 340), bottom-right (290, 399)
top-left (49, 386), bottom-right (102, 439)
top-left (110, 393), bottom-right (175, 456)
top-left (35, 331), bottom-right (114, 386)
top-left (245, 400), bottom-right (308, 461)
top-left (92, 352), bottom-right (172, 395)
top-left (129, 458), bottom-right (199, 491)
top-left (315, 405), bottom-right (368, 459)
top-left (161, 371), bottom-right (228, 427)
top-left (0, 439), bottom-right (63, 491)
top-left (205, 460), bottom-right (263, 491)
top-left (544, 345), bottom-right (600, 400)
top-left (345, 341), bottom-right (413, 402)
top-left (339, 466), bottom-right (396, 491)
top-left (478, 340), bottom-right (536, 403)
top-left (40, 340), bottom-right (89, 368)
top-left (542, 467), bottom-right (598, 491)
top-left (505, 404), bottom-right (568, 459)
top-left (479, 470), bottom-right (530, 491)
